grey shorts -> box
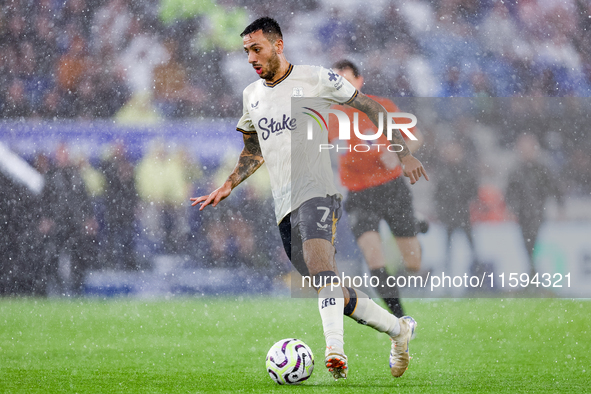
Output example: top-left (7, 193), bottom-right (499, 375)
top-left (278, 195), bottom-right (342, 277)
top-left (291, 195), bottom-right (342, 244)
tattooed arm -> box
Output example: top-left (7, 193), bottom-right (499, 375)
top-left (349, 92), bottom-right (411, 159)
top-left (348, 92), bottom-right (429, 184)
top-left (190, 133), bottom-right (264, 210)
top-left (226, 133), bottom-right (265, 189)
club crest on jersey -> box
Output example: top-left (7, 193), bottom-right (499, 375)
top-left (292, 87), bottom-right (304, 97)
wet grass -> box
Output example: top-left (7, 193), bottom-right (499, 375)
top-left (0, 297), bottom-right (589, 393)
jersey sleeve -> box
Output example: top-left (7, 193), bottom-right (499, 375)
top-left (236, 90), bottom-right (256, 134)
top-left (318, 67), bottom-right (358, 105)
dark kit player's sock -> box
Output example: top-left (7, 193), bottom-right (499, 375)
top-left (370, 267), bottom-right (404, 317)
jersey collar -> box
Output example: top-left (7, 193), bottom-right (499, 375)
top-left (263, 64), bottom-right (294, 88)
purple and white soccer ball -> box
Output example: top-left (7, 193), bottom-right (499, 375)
top-left (265, 338), bottom-right (314, 384)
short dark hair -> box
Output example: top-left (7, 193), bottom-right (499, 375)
top-left (240, 17), bottom-right (283, 41)
top-left (332, 59), bottom-right (360, 78)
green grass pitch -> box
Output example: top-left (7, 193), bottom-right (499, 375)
top-left (1, 297), bottom-right (590, 393)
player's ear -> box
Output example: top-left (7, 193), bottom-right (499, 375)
top-left (274, 38), bottom-right (284, 54)
top-left (358, 76), bottom-right (364, 88)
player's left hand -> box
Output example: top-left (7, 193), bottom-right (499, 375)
top-left (400, 155), bottom-right (429, 184)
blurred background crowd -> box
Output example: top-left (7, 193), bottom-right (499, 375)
top-left (0, 135), bottom-right (283, 295)
top-left (3, 0), bottom-right (591, 120)
top-left (1, 0), bottom-right (591, 296)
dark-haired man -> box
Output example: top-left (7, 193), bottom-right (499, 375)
top-left (329, 59), bottom-right (426, 318)
top-left (191, 17), bottom-right (428, 380)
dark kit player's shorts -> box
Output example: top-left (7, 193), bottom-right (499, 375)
top-left (279, 194), bottom-right (342, 277)
top-left (345, 177), bottom-right (417, 239)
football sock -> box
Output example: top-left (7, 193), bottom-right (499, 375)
top-left (370, 267), bottom-right (404, 317)
top-left (346, 287), bottom-right (401, 338)
top-left (315, 271), bottom-right (345, 350)
top-left (343, 287), bottom-right (357, 316)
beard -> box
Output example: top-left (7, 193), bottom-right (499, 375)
top-left (260, 50), bottom-right (281, 81)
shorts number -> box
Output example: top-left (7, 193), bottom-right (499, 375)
top-left (317, 207), bottom-right (330, 222)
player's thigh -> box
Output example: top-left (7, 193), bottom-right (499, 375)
top-left (292, 195), bottom-right (341, 275)
top-left (278, 214), bottom-right (309, 277)
top-left (302, 238), bottom-right (338, 276)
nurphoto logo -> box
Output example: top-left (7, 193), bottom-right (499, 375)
top-left (302, 106), bottom-right (418, 152)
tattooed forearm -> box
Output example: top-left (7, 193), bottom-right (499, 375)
top-left (227, 133), bottom-right (265, 189)
top-left (349, 92), bottom-right (410, 159)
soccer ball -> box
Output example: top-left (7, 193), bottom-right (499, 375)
top-left (265, 338), bottom-right (314, 384)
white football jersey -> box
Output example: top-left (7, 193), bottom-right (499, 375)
top-left (236, 64), bottom-right (358, 224)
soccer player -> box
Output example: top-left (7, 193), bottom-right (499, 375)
top-left (329, 59), bottom-right (426, 317)
top-left (190, 17), bottom-right (428, 380)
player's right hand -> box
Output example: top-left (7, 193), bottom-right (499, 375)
top-left (190, 182), bottom-right (232, 211)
